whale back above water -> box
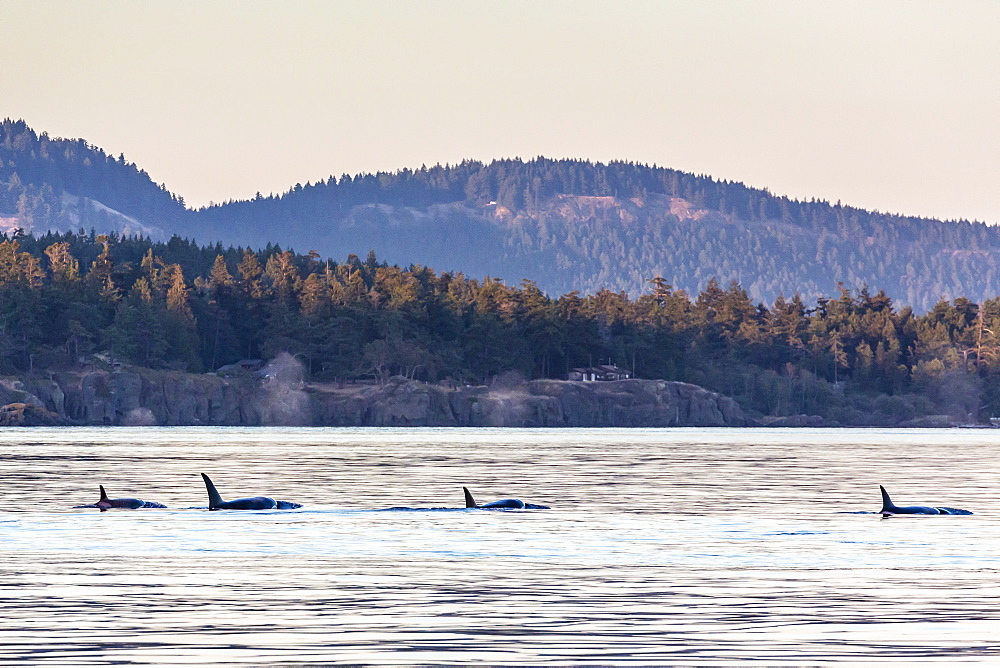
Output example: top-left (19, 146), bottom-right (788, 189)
top-left (74, 485), bottom-right (166, 510)
top-left (462, 486), bottom-right (546, 510)
top-left (879, 485), bottom-right (972, 517)
top-left (200, 473), bottom-right (300, 510)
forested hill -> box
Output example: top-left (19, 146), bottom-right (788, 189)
top-left (4, 118), bottom-right (999, 311)
top-left (0, 119), bottom-right (186, 239)
top-left (196, 161), bottom-right (998, 311)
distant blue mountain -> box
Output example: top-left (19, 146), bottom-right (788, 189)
top-left (4, 118), bottom-right (997, 311)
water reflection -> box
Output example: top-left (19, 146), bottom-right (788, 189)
top-left (1, 427), bottom-right (999, 663)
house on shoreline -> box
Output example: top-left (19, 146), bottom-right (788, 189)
top-left (567, 364), bottom-right (632, 382)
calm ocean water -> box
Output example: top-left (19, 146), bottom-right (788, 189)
top-left (1, 426), bottom-right (999, 664)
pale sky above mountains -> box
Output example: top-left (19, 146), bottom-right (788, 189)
top-left (4, 0), bottom-right (998, 223)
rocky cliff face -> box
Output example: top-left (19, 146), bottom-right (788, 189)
top-left (0, 372), bottom-right (750, 427)
top-left (1, 372), bottom-right (255, 426)
top-left (320, 377), bottom-right (750, 427)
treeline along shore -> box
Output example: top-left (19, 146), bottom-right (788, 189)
top-left (1, 230), bottom-right (998, 426)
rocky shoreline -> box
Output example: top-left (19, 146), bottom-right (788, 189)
top-left (0, 369), bottom-right (752, 428)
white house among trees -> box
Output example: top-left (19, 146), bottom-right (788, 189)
top-left (568, 364), bottom-right (632, 382)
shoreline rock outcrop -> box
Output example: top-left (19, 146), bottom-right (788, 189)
top-left (1, 371), bottom-right (750, 427)
top-left (0, 402), bottom-right (68, 426)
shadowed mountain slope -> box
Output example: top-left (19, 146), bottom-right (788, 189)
top-left (3, 119), bottom-right (997, 311)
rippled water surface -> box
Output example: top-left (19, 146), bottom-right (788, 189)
top-left (2, 427), bottom-right (1000, 664)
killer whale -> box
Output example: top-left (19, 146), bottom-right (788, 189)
top-left (463, 486), bottom-right (549, 510)
top-left (201, 473), bottom-right (302, 510)
top-left (74, 485), bottom-right (167, 511)
top-left (879, 485), bottom-right (972, 517)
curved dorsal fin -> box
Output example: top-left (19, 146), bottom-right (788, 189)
top-left (201, 473), bottom-right (224, 509)
top-left (463, 486), bottom-right (477, 508)
top-left (99, 485), bottom-right (110, 502)
top-left (879, 485), bottom-right (896, 513)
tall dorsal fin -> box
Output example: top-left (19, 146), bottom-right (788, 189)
top-left (879, 485), bottom-right (896, 513)
top-left (463, 486), bottom-right (477, 508)
top-left (201, 473), bottom-right (224, 509)
top-left (99, 485), bottom-right (110, 502)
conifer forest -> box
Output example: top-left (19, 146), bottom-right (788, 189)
top-left (1, 230), bottom-right (997, 425)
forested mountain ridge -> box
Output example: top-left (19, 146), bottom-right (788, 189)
top-left (0, 119), bottom-right (184, 239)
top-left (4, 118), bottom-right (999, 311)
top-left (199, 167), bottom-right (998, 312)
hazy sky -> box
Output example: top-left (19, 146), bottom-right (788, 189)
top-left (4, 0), bottom-right (998, 222)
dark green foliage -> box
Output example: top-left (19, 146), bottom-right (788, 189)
top-left (4, 231), bottom-right (1000, 425)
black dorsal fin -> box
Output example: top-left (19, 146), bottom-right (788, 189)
top-left (463, 486), bottom-right (477, 508)
top-left (879, 485), bottom-right (896, 513)
top-left (201, 473), bottom-right (224, 509)
top-left (99, 485), bottom-right (110, 502)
